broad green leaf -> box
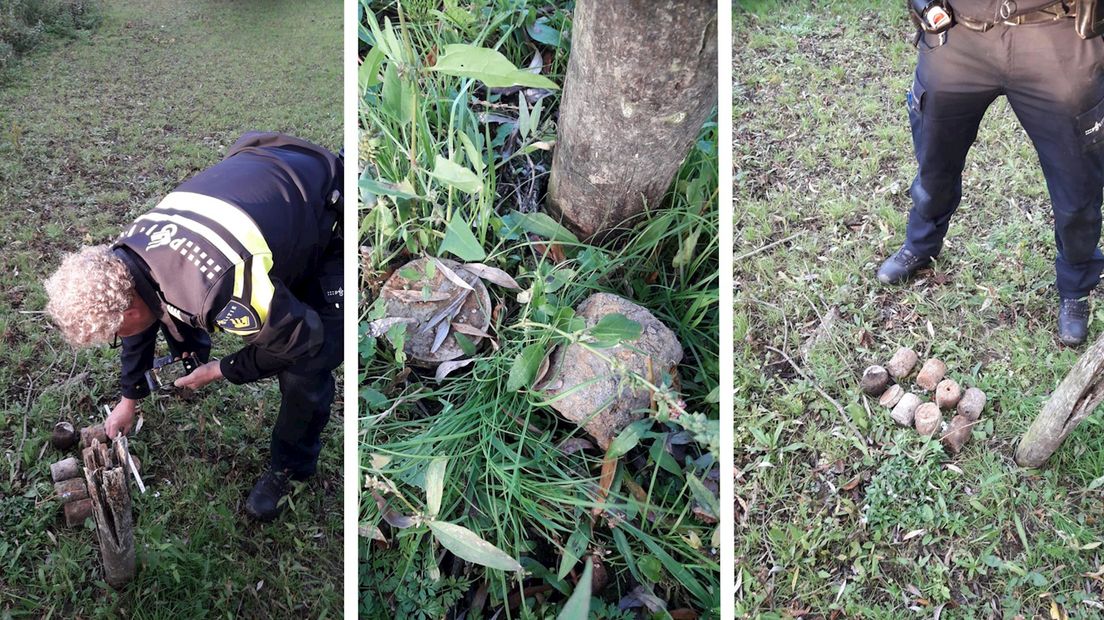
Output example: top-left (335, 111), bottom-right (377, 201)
top-left (381, 63), bottom-right (415, 123)
top-left (638, 554), bottom-right (663, 583)
top-left (427, 521), bottom-right (523, 572)
top-left (457, 131), bottom-right (485, 173)
top-left (518, 92), bottom-right (530, 140)
top-left (360, 387), bottom-right (387, 411)
top-left (589, 313), bottom-right (642, 347)
top-left (607, 418), bottom-right (652, 459)
top-left (504, 210), bottom-right (578, 244)
top-left (438, 218), bottom-right (486, 261)
top-left (508, 344), bottom-right (545, 392)
top-left (359, 170), bottom-right (422, 202)
top-left (557, 561), bottom-right (592, 620)
top-left (527, 17), bottom-right (562, 47)
top-left (430, 44), bottom-right (560, 90)
top-left (424, 457), bottom-right (447, 518)
top-left (360, 47), bottom-right (385, 92)
top-left (453, 332), bottom-right (478, 357)
top-left (428, 155), bottom-right (483, 194)
top-left (529, 97), bottom-right (544, 136)
top-left (685, 473), bottom-right (719, 521)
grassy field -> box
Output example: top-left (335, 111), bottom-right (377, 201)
top-left (736, 1), bottom-right (1104, 617)
top-left (0, 0), bottom-right (342, 616)
top-left (360, 1), bottom-right (720, 617)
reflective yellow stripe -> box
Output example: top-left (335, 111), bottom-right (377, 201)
top-left (135, 212), bottom-right (243, 264)
top-left (146, 193), bottom-right (277, 334)
top-left (250, 253), bottom-right (275, 323)
top-left (233, 262), bottom-right (245, 299)
top-left (155, 192), bottom-right (271, 256)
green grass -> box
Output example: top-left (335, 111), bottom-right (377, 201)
top-left (736, 1), bottom-right (1104, 617)
top-left (0, 0), bottom-right (342, 616)
top-left (360, 1), bottom-right (720, 617)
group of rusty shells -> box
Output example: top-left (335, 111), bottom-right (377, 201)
top-left (861, 348), bottom-right (986, 454)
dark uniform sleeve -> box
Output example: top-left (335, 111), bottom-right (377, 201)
top-left (208, 273), bottom-right (325, 384)
top-left (119, 323), bottom-right (159, 399)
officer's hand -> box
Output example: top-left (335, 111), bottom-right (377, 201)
top-left (174, 360), bottom-right (224, 391)
top-left (105, 398), bottom-right (138, 438)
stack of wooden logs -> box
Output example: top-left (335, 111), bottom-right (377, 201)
top-left (48, 421), bottom-right (138, 589)
top-left (861, 347), bottom-right (987, 454)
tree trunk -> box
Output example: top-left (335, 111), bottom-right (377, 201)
top-left (1015, 332), bottom-right (1104, 467)
top-left (547, 0), bottom-right (717, 240)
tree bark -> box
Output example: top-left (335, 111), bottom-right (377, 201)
top-left (547, 0), bottom-right (717, 240)
top-left (1015, 332), bottom-right (1104, 467)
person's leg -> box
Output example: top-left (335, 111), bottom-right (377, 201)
top-left (247, 228), bottom-right (343, 520)
top-left (1005, 19), bottom-right (1104, 344)
top-left (880, 28), bottom-right (1001, 282)
top-left (270, 228), bottom-right (344, 478)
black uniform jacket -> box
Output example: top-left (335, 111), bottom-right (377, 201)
top-left (111, 132), bottom-right (342, 398)
top-left (948, 0), bottom-right (1065, 22)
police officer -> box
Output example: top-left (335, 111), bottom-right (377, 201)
top-left (44, 132), bottom-right (343, 521)
top-left (878, 0), bottom-right (1104, 345)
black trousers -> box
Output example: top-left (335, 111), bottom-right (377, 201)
top-left (152, 231), bottom-right (344, 478)
top-left (904, 18), bottom-right (1104, 298)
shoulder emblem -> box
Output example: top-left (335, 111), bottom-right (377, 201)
top-left (215, 300), bottom-right (261, 334)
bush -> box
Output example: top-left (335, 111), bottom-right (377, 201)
top-left (0, 0), bottom-right (100, 77)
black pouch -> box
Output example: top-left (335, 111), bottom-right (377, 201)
top-left (1076, 95), bottom-right (1104, 152)
top-left (1075, 0), bottom-right (1104, 39)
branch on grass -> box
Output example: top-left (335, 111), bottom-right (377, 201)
top-left (764, 345), bottom-right (864, 440)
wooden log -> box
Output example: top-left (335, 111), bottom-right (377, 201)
top-left (890, 393), bottom-right (922, 427)
top-left (50, 456), bottom-right (80, 482)
top-left (916, 359), bottom-right (947, 391)
top-left (942, 414), bottom-right (974, 455)
top-left (63, 498), bottom-right (92, 527)
top-left (957, 387), bottom-right (986, 422)
top-left (80, 424), bottom-right (108, 450)
top-left (1016, 332), bottom-right (1104, 467)
top-left (886, 347), bottom-right (919, 379)
top-left (915, 403), bottom-right (943, 436)
top-left (935, 378), bottom-right (962, 409)
top-left (879, 384), bottom-right (904, 408)
top-left (54, 477), bottom-right (88, 503)
top-left (82, 441), bottom-right (136, 589)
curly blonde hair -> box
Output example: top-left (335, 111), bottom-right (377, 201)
top-left (44, 245), bottom-right (134, 347)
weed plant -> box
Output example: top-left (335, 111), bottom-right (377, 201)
top-left (0, 0), bottom-right (101, 80)
top-left (360, 1), bottom-right (720, 616)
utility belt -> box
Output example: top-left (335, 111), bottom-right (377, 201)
top-left (957, 1), bottom-right (1073, 31)
top-left (911, 0), bottom-right (1104, 39)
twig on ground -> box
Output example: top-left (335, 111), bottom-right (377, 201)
top-left (764, 344), bottom-right (864, 440)
top-left (735, 232), bottom-right (801, 262)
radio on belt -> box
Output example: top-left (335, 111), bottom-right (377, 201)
top-left (912, 0), bottom-right (954, 33)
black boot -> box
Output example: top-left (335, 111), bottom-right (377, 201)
top-left (1058, 297), bottom-right (1091, 346)
top-left (245, 469), bottom-right (290, 522)
top-left (876, 246), bottom-right (933, 285)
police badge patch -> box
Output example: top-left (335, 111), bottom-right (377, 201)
top-left (216, 299), bottom-right (261, 334)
